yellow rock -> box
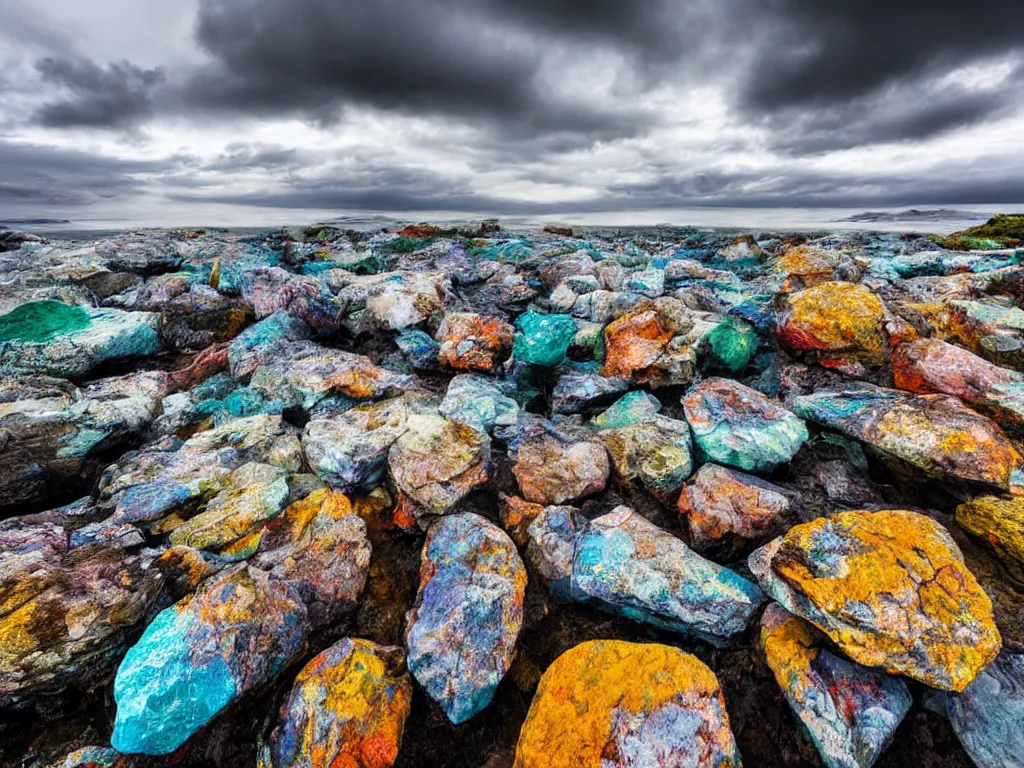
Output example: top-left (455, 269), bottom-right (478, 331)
top-left (513, 640), bottom-right (741, 767)
top-left (956, 495), bottom-right (1024, 581)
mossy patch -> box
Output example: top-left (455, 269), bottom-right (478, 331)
top-left (938, 214), bottom-right (1024, 251)
top-left (0, 300), bottom-right (92, 344)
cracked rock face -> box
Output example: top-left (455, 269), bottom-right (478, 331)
top-left (750, 509), bottom-right (1001, 692)
top-left (513, 640), bottom-right (742, 768)
top-left (404, 513), bottom-right (526, 724)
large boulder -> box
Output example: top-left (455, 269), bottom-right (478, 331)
top-left (264, 638), bottom-right (412, 768)
top-left (405, 514), bottom-right (526, 724)
top-left (527, 506), bottom-right (764, 645)
top-left (792, 387), bottom-right (1020, 489)
top-left (600, 307), bottom-right (696, 388)
top-left (750, 510), bottom-right (1001, 691)
top-left (513, 640), bottom-right (742, 768)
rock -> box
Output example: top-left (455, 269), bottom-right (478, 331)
top-left (925, 651), bottom-right (1024, 768)
top-left (0, 521), bottom-right (206, 706)
top-left (513, 640), bottom-right (741, 768)
top-left (511, 426), bottom-right (610, 505)
top-left (438, 374), bottom-right (520, 433)
top-left (955, 495), bottom-right (1024, 582)
top-left (627, 268), bottom-right (666, 298)
top-left (0, 301), bottom-right (161, 377)
top-left (394, 329), bottom-right (440, 370)
top-left (0, 371), bottom-right (166, 510)
top-left (436, 312), bottom-right (514, 373)
top-left (527, 506), bottom-right (764, 645)
top-left (760, 603), bottom-right (912, 768)
top-left (550, 372), bottom-right (628, 415)
top-left (111, 566), bottom-right (309, 755)
top-left (600, 307), bottom-right (696, 388)
top-left (387, 414), bottom-right (489, 527)
top-left (678, 463), bottom-right (798, 554)
top-left (749, 509), bottom-right (1001, 691)
top-left (720, 235), bottom-right (766, 263)
top-left (240, 267), bottom-right (344, 333)
top-left (791, 387), bottom-right (1020, 489)
top-left (265, 638), bottom-right (412, 768)
top-left (364, 272), bottom-right (449, 331)
top-left (683, 377), bottom-right (808, 473)
top-left (254, 489), bottom-right (372, 629)
top-left (405, 514), bottom-right (526, 724)
top-left (497, 493), bottom-right (546, 546)
top-left (776, 282), bottom-right (894, 372)
top-left (595, 414), bottom-right (694, 501)
top-left (227, 311), bottom-right (312, 381)
top-left (513, 312), bottom-right (577, 368)
top-left (589, 390), bottom-right (662, 430)
top-left (702, 316), bottom-right (758, 374)
top-left (303, 398), bottom-right (410, 492)
top-left (892, 338), bottom-right (1024, 432)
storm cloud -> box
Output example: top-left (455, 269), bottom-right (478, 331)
top-left (0, 0), bottom-right (1022, 220)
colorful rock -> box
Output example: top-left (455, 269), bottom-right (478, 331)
top-left (791, 387), bottom-right (1020, 489)
top-left (405, 513), bottom-right (526, 724)
top-left (702, 316), bottom-right (758, 374)
top-left (227, 311), bottom-right (312, 381)
top-left (601, 307), bottom-right (696, 388)
top-left (527, 506), bottom-right (764, 645)
top-left (394, 329), bottom-right (440, 370)
top-left (436, 312), bottom-right (514, 372)
top-left (955, 494), bottom-right (1024, 582)
top-left (678, 463), bottom-right (798, 553)
top-left (760, 603), bottom-right (912, 768)
top-left (240, 266), bottom-right (344, 333)
top-left (513, 312), bottom-right (577, 368)
top-left (550, 372), bottom-right (629, 415)
top-left (589, 390), bottom-right (662, 430)
top-left (776, 282), bottom-right (892, 370)
top-left (498, 493), bottom-right (546, 546)
top-left (596, 414), bottom-right (694, 500)
top-left (892, 337), bottom-right (1024, 432)
top-left (683, 378), bottom-right (808, 473)
top-left (387, 414), bottom-right (489, 526)
top-left (749, 509), bottom-right (1001, 691)
top-left (111, 566), bottom-right (309, 755)
top-left (0, 300), bottom-right (161, 377)
top-left (254, 489), bottom-right (372, 629)
top-left (438, 374), bottom-right (520, 433)
top-left (303, 398), bottom-right (410, 491)
top-left (513, 640), bottom-right (742, 768)
top-left (265, 638), bottom-right (412, 768)
top-left (364, 271), bottom-right (448, 331)
top-left (925, 651), bottom-right (1024, 768)
top-left (512, 428), bottom-right (610, 505)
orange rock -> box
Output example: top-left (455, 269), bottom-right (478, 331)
top-left (437, 313), bottom-right (514, 373)
top-left (600, 308), bottom-right (695, 387)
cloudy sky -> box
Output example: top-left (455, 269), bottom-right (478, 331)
top-left (1, 0), bottom-right (1023, 224)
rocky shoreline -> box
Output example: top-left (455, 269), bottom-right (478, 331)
top-left (1, 220), bottom-right (1023, 767)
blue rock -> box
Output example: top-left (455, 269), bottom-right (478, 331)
top-left (395, 329), bottom-right (441, 369)
top-left (439, 374), bottom-right (520, 433)
top-left (405, 513), bottom-right (526, 724)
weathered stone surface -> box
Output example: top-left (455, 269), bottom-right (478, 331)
top-left (438, 374), bottom-right (519, 433)
top-left (750, 509), bottom-right (1001, 691)
top-left (596, 414), bottom-right (694, 500)
top-left (436, 312), bottom-right (514, 372)
top-left (111, 566), bottom-right (309, 755)
top-left (601, 307), bottom-right (696, 388)
top-left (683, 377), bottom-right (808, 473)
top-left (791, 387), bottom-right (1020, 489)
top-left (387, 414), bottom-right (489, 526)
top-left (678, 463), bottom-right (798, 553)
top-left (776, 282), bottom-right (892, 370)
top-left (0, 301), bottom-right (161, 377)
top-left (265, 638), bottom-right (412, 768)
top-left (702, 315), bottom-right (758, 374)
top-left (589, 389), bottom-right (662, 430)
top-left (513, 640), bottom-right (742, 768)
top-left (497, 493), bottom-right (546, 546)
top-left (893, 337), bottom-right (1024, 432)
top-left (527, 506), bottom-right (764, 645)
top-left (227, 311), bottom-right (312, 381)
top-left (513, 311), bottom-right (577, 368)
top-left (303, 398), bottom-right (410, 492)
top-left (926, 651), bottom-right (1024, 768)
top-left (363, 271), bottom-right (448, 331)
top-left (0, 521), bottom-right (206, 706)
top-left (955, 494), bottom-right (1024, 582)
top-left (550, 372), bottom-right (628, 415)
top-left (405, 513), bottom-right (526, 724)
top-left (512, 427), bottom-right (610, 505)
top-left (240, 266), bottom-right (344, 332)
top-left (760, 603), bottom-right (912, 768)
top-left (394, 329), bottom-right (440, 370)
top-left (254, 489), bottom-right (371, 629)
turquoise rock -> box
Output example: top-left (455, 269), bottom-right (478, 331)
top-left (683, 377), bottom-right (808, 473)
top-left (0, 301), bottom-right (161, 377)
top-left (227, 310), bottom-right (312, 380)
top-left (514, 312), bottom-right (577, 368)
top-left (626, 268), bottom-right (665, 298)
top-left (395, 329), bottom-right (441, 369)
top-left (589, 390), bottom-right (662, 430)
top-left (926, 652), bottom-right (1024, 768)
top-left (526, 505), bottom-right (764, 646)
top-left (111, 566), bottom-right (308, 755)
top-left (439, 374), bottom-right (520, 433)
top-left (405, 513), bottom-right (526, 723)
top-left (702, 316), bottom-right (758, 374)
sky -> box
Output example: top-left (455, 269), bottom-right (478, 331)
top-left (1, 0), bottom-right (1023, 225)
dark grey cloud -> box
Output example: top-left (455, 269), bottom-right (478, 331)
top-left (33, 56), bottom-right (165, 129)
